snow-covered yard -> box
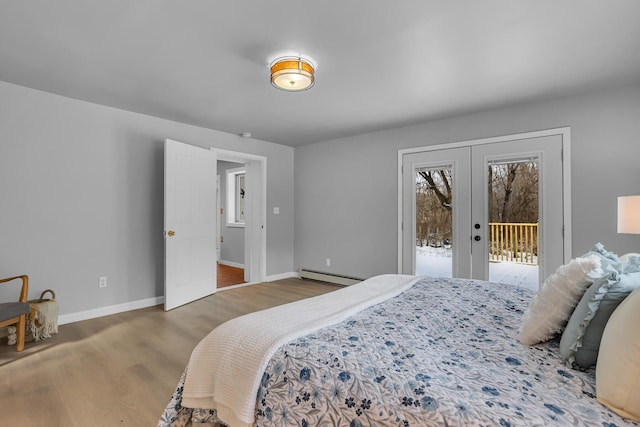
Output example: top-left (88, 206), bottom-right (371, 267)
top-left (416, 246), bottom-right (540, 291)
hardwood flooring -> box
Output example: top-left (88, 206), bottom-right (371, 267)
top-left (0, 278), bottom-right (338, 427)
top-left (217, 263), bottom-right (246, 288)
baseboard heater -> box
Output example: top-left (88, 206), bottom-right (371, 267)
top-left (298, 269), bottom-right (363, 286)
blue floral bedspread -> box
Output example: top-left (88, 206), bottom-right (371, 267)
top-left (159, 277), bottom-right (637, 427)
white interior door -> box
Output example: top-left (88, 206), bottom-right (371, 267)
top-left (164, 139), bottom-right (217, 311)
top-left (401, 133), bottom-right (566, 288)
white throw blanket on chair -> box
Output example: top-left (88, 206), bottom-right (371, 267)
top-left (28, 300), bottom-right (59, 341)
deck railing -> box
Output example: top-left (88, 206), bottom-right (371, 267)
top-left (489, 222), bottom-right (538, 265)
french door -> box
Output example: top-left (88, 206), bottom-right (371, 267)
top-left (401, 147), bottom-right (472, 278)
top-left (401, 133), bottom-right (566, 288)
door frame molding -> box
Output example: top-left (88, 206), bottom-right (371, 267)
top-left (397, 127), bottom-right (572, 274)
top-left (212, 148), bottom-right (267, 284)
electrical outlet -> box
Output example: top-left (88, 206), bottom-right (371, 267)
top-left (325, 258), bottom-right (331, 267)
top-left (99, 276), bottom-right (107, 288)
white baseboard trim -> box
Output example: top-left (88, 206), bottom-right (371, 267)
top-left (57, 271), bottom-right (298, 325)
top-left (58, 296), bottom-right (164, 326)
top-left (218, 260), bottom-right (245, 269)
top-left (265, 271), bottom-right (298, 282)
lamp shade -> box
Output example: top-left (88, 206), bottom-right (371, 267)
top-left (618, 195), bottom-right (640, 234)
top-left (270, 56), bottom-right (315, 91)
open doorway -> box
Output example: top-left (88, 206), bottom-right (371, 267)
top-left (164, 141), bottom-right (267, 310)
top-left (213, 148), bottom-right (267, 289)
top-left (217, 160), bottom-right (246, 288)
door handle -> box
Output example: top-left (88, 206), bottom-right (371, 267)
top-left (167, 230), bottom-right (175, 237)
top-left (474, 235), bottom-right (481, 241)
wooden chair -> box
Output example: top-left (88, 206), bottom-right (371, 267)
top-left (0, 275), bottom-right (29, 351)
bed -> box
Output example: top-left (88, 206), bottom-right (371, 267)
top-left (158, 274), bottom-right (638, 427)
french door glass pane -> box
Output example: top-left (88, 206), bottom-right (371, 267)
top-left (415, 165), bottom-right (453, 278)
top-left (487, 158), bottom-right (539, 290)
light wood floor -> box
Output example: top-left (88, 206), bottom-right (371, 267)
top-left (0, 278), bottom-right (338, 427)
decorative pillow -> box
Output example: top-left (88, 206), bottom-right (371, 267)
top-left (560, 257), bottom-right (640, 369)
top-left (586, 242), bottom-right (621, 274)
top-left (620, 253), bottom-right (640, 264)
top-left (596, 286), bottom-right (640, 421)
top-left (518, 255), bottom-right (601, 345)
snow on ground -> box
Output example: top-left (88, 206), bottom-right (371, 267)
top-left (416, 246), bottom-right (540, 291)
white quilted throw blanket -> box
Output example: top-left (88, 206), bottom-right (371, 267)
top-left (181, 274), bottom-right (421, 427)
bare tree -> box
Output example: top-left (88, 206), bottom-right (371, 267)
top-left (416, 169), bottom-right (452, 248)
top-left (500, 164), bottom-right (519, 222)
top-left (418, 170), bottom-right (452, 211)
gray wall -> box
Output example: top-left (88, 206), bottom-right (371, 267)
top-left (0, 81), bottom-right (294, 315)
top-left (3, 78), bottom-right (639, 317)
top-left (217, 160), bottom-right (245, 266)
top-left (294, 82), bottom-right (640, 279)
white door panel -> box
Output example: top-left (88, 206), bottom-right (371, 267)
top-left (165, 139), bottom-right (217, 310)
top-left (470, 135), bottom-right (564, 282)
top-left (243, 160), bottom-right (265, 283)
top-left (402, 147), bottom-right (471, 277)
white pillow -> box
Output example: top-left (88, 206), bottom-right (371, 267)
top-left (519, 255), bottom-right (602, 345)
top-left (596, 286), bottom-right (640, 421)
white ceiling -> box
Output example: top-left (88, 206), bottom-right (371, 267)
top-left (1, 1), bottom-right (640, 147)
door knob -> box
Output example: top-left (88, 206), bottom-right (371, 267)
top-left (168, 230), bottom-right (175, 236)
top-left (474, 235), bottom-right (481, 241)
top-left (474, 223), bottom-right (481, 229)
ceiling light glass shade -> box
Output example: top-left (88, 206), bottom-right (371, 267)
top-left (270, 56), bottom-right (315, 91)
top-left (618, 195), bottom-right (640, 234)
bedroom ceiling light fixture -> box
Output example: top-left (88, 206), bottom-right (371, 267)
top-left (270, 55), bottom-right (315, 91)
top-left (617, 195), bottom-right (640, 234)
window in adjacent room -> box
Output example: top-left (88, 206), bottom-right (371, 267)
top-left (226, 167), bottom-right (245, 227)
